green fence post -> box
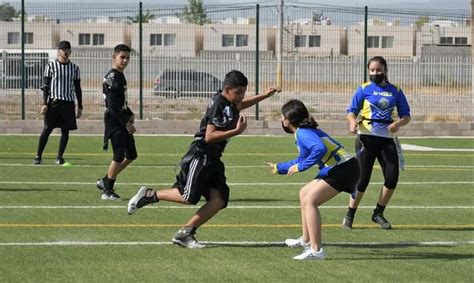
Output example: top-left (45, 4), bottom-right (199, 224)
top-left (21, 0), bottom-right (25, 120)
top-left (139, 2), bottom-right (144, 120)
top-left (364, 6), bottom-right (368, 82)
top-left (255, 4), bottom-right (260, 120)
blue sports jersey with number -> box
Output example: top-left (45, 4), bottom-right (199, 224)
top-left (276, 128), bottom-right (353, 178)
top-left (347, 81), bottom-right (410, 138)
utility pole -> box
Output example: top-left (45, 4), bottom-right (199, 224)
top-left (471, 0), bottom-right (473, 96)
top-left (277, 0), bottom-right (284, 88)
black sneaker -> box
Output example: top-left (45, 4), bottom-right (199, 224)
top-left (341, 216), bottom-right (353, 229)
top-left (101, 190), bottom-right (121, 201)
top-left (96, 178), bottom-right (106, 192)
top-left (372, 213), bottom-right (392, 229)
top-left (55, 158), bottom-right (65, 165)
top-left (33, 156), bottom-right (42, 165)
top-left (172, 229), bottom-right (205, 249)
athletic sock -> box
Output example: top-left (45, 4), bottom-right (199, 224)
top-left (346, 207), bottom-right (357, 218)
top-left (104, 176), bottom-right (115, 192)
top-left (374, 203), bottom-right (386, 214)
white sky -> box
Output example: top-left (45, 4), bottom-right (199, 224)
top-left (15, 0), bottom-right (470, 9)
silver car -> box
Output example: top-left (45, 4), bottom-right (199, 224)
top-left (153, 69), bottom-right (223, 98)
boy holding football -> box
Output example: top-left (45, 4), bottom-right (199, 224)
top-left (127, 70), bottom-right (279, 248)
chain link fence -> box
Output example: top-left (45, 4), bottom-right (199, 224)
top-left (0, 2), bottom-right (471, 122)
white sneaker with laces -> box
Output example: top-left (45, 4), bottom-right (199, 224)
top-left (127, 186), bottom-right (148, 214)
top-left (172, 235), bottom-right (205, 249)
top-left (293, 248), bottom-right (326, 260)
top-left (285, 236), bottom-right (308, 248)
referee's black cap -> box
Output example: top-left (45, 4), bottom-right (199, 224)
top-left (57, 40), bottom-right (71, 49)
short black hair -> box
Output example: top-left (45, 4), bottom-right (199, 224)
top-left (114, 44), bottom-right (131, 54)
top-left (223, 70), bottom-right (248, 88)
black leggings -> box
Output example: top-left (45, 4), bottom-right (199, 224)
top-left (355, 135), bottom-right (399, 192)
top-left (37, 126), bottom-right (69, 158)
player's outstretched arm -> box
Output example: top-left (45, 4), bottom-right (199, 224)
top-left (239, 86), bottom-right (280, 110)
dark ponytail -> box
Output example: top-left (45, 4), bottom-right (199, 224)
top-left (281, 99), bottom-right (318, 129)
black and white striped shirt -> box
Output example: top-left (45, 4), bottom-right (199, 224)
top-left (43, 59), bottom-right (81, 102)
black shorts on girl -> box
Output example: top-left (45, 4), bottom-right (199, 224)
top-left (320, 157), bottom-right (359, 194)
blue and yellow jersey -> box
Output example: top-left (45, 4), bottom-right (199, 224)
top-left (347, 81), bottom-right (410, 138)
top-left (276, 128), bottom-right (353, 178)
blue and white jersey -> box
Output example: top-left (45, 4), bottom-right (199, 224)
top-left (347, 81), bottom-right (410, 138)
top-left (276, 128), bottom-right (353, 178)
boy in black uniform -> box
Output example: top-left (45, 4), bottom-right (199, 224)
top-left (96, 44), bottom-right (136, 200)
top-left (33, 40), bottom-right (82, 165)
top-left (127, 70), bottom-right (279, 248)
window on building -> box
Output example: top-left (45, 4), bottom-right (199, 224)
top-left (440, 37), bottom-right (453, 44)
top-left (236, 34), bottom-right (248, 47)
top-left (92, 34), bottom-right (104, 46)
top-left (7, 32), bottom-right (33, 44)
top-left (150, 34), bottom-right (162, 46)
top-left (163, 34), bottom-right (176, 46)
top-left (454, 37), bottom-right (467, 45)
top-left (222, 34), bottom-right (234, 47)
top-left (368, 36), bottom-right (379, 48)
top-left (308, 35), bottom-right (321, 47)
top-left (294, 35), bottom-right (306, 48)
top-left (79, 33), bottom-right (91, 45)
top-left (381, 36), bottom-right (394, 48)
top-left (7, 32), bottom-right (20, 44)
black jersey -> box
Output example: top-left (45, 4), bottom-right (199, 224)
top-left (102, 69), bottom-right (134, 150)
top-left (102, 69), bottom-right (133, 127)
top-left (193, 92), bottom-right (240, 158)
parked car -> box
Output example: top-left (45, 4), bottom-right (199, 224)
top-left (153, 69), bottom-right (223, 98)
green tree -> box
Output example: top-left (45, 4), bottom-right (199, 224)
top-left (0, 3), bottom-right (20, 22)
top-left (182, 0), bottom-right (210, 25)
top-left (127, 10), bottom-right (155, 23)
top-left (415, 16), bottom-right (430, 29)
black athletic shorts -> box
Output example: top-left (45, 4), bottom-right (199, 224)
top-left (320, 157), bottom-right (359, 194)
top-left (109, 130), bottom-right (137, 162)
top-left (174, 143), bottom-right (229, 206)
top-left (44, 100), bottom-right (77, 130)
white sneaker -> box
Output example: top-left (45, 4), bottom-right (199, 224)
top-left (172, 234), bottom-right (205, 249)
top-left (293, 248), bottom-right (326, 260)
top-left (285, 236), bottom-right (308, 248)
top-left (101, 191), bottom-right (121, 201)
top-left (127, 186), bottom-right (148, 215)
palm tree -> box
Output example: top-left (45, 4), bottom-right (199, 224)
top-left (127, 10), bottom-right (155, 23)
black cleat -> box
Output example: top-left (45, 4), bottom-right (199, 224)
top-left (341, 216), bottom-right (353, 229)
top-left (372, 213), bottom-right (392, 229)
top-left (33, 156), bottom-right (42, 165)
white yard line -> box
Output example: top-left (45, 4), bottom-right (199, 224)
top-left (0, 240), bottom-right (472, 247)
top-left (0, 205), bottom-right (472, 209)
top-left (0, 181), bottom-right (472, 186)
top-left (0, 163), bottom-right (473, 169)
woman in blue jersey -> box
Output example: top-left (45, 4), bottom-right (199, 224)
top-left (342, 56), bottom-right (411, 230)
top-left (269, 99), bottom-right (359, 260)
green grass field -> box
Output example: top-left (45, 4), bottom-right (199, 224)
top-left (0, 135), bottom-right (472, 282)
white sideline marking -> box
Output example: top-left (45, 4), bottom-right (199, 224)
top-left (402, 144), bottom-right (474, 152)
top-left (0, 181), bottom-right (472, 186)
top-left (0, 240), bottom-right (472, 247)
top-left (0, 205), bottom-right (472, 209)
top-left (0, 163), bottom-right (473, 169)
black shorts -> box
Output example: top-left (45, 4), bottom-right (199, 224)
top-left (320, 158), bottom-right (359, 194)
top-left (44, 100), bottom-right (77, 130)
top-left (174, 144), bottom-right (229, 206)
top-left (109, 130), bottom-right (137, 162)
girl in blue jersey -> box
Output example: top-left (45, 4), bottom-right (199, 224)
top-left (269, 99), bottom-right (359, 260)
top-left (342, 56), bottom-right (411, 230)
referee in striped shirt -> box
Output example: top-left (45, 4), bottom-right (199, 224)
top-left (33, 41), bottom-right (83, 165)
